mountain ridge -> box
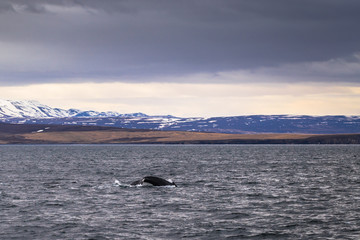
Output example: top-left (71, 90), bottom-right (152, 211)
top-left (0, 99), bottom-right (147, 119)
top-left (1, 99), bottom-right (359, 134)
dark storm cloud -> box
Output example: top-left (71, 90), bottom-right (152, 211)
top-left (1, 0), bottom-right (360, 84)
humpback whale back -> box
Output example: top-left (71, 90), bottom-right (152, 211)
top-left (143, 176), bottom-right (177, 187)
top-left (130, 176), bottom-right (177, 187)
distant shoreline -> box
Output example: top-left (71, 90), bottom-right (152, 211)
top-left (1, 122), bottom-right (360, 144)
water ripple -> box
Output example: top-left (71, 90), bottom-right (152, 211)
top-left (0, 144), bottom-right (359, 239)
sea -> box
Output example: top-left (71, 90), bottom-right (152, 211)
top-left (0, 144), bottom-right (359, 240)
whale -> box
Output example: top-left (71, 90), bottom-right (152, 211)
top-left (130, 176), bottom-right (177, 187)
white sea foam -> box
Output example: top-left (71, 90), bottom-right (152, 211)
top-left (114, 179), bottom-right (121, 186)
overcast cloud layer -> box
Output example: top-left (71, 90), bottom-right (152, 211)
top-left (1, 0), bottom-right (360, 85)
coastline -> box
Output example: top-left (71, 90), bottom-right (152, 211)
top-left (1, 123), bottom-right (359, 144)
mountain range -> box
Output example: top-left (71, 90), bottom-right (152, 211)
top-left (0, 99), bottom-right (147, 118)
top-left (1, 99), bottom-right (360, 134)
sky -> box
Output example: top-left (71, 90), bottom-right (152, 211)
top-left (1, 0), bottom-right (360, 117)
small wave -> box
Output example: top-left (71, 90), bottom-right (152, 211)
top-left (113, 179), bottom-right (132, 188)
top-left (114, 179), bottom-right (121, 186)
top-left (161, 185), bottom-right (177, 188)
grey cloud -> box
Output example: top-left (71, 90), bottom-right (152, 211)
top-left (251, 53), bottom-right (360, 83)
top-left (1, 0), bottom-right (360, 84)
top-left (0, 2), bottom-right (15, 13)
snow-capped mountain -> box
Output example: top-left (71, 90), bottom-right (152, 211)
top-left (0, 99), bottom-right (69, 118)
top-left (1, 99), bottom-right (360, 134)
top-left (0, 99), bottom-right (146, 119)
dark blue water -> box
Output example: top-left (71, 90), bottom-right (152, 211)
top-left (0, 145), bottom-right (359, 239)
